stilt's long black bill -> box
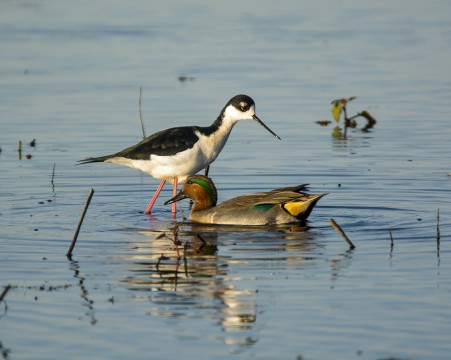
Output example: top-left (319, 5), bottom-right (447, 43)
top-left (253, 115), bottom-right (281, 140)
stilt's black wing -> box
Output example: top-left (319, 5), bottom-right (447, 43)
top-left (117, 126), bottom-right (200, 159)
top-left (78, 126), bottom-right (201, 163)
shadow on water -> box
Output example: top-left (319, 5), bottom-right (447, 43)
top-left (120, 223), bottom-right (354, 350)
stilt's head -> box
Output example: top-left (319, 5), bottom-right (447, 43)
top-left (222, 95), bottom-right (281, 140)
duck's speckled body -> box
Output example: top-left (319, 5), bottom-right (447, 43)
top-left (165, 175), bottom-right (326, 225)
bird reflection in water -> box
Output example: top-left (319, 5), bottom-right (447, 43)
top-left (123, 226), bottom-right (260, 348)
top-left (122, 223), bottom-right (353, 350)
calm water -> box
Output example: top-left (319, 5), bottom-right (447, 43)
top-left (1, 1), bottom-right (451, 359)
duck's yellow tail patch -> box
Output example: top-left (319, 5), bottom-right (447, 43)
top-left (282, 193), bottom-right (328, 219)
top-left (283, 201), bottom-right (307, 217)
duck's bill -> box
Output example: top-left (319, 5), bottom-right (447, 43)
top-left (164, 191), bottom-right (186, 205)
top-left (253, 115), bottom-right (281, 140)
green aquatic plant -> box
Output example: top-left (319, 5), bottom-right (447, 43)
top-left (331, 96), bottom-right (376, 128)
top-left (325, 96), bottom-right (377, 139)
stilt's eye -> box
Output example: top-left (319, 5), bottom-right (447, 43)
top-left (239, 101), bottom-right (248, 111)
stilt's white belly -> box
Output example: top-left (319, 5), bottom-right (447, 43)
top-left (106, 126), bottom-right (234, 181)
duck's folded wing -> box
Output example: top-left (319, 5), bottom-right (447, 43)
top-left (252, 191), bottom-right (309, 207)
top-left (252, 192), bottom-right (327, 219)
top-left (218, 185), bottom-right (310, 210)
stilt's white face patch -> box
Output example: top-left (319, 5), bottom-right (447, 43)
top-left (223, 103), bottom-right (255, 122)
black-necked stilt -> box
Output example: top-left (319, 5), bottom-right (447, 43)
top-left (78, 94), bottom-right (281, 215)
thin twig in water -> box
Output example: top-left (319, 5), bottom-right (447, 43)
top-left (436, 208), bottom-right (440, 256)
top-left (0, 285), bottom-right (11, 303)
top-left (389, 230), bottom-right (394, 250)
top-left (179, 206), bottom-right (186, 221)
top-left (174, 245), bottom-right (180, 259)
top-left (18, 140), bottom-right (22, 160)
top-left (51, 162), bottom-right (56, 189)
top-left (166, 226), bottom-right (181, 259)
top-left (183, 241), bottom-right (189, 277)
top-left (139, 87), bottom-right (146, 139)
top-left (67, 188), bottom-right (95, 258)
top-left (156, 253), bottom-right (165, 271)
top-left (330, 218), bottom-right (355, 249)
top-left (436, 208), bottom-right (440, 241)
top-left (183, 241), bottom-right (189, 261)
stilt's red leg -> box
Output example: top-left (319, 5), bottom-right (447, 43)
top-left (171, 177), bottom-right (178, 215)
top-left (144, 179), bottom-right (166, 214)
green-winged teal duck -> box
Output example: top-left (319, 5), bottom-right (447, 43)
top-left (165, 175), bottom-right (326, 225)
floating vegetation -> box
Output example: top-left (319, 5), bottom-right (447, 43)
top-left (16, 139), bottom-right (37, 160)
top-left (177, 75), bottom-right (195, 83)
top-left (315, 119), bottom-right (331, 126)
top-left (317, 96), bottom-right (377, 139)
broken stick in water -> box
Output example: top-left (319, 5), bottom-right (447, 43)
top-left (330, 218), bottom-right (355, 249)
top-left (437, 208), bottom-right (440, 256)
top-left (437, 208), bottom-right (440, 241)
top-left (67, 188), bottom-right (95, 258)
top-left (389, 230), bottom-right (394, 251)
top-left (51, 162), bottom-right (56, 190)
top-left (0, 285), bottom-right (11, 303)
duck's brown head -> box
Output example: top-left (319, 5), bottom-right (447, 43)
top-left (165, 175), bottom-right (217, 211)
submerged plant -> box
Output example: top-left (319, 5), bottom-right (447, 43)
top-left (324, 96), bottom-right (377, 139)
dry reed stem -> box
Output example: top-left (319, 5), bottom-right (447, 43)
top-left (437, 208), bottom-right (440, 256)
top-left (51, 162), bottom-right (55, 183)
top-left (51, 162), bottom-right (56, 190)
top-left (0, 285), bottom-right (11, 303)
top-left (67, 188), bottom-right (95, 258)
top-left (389, 230), bottom-right (394, 249)
top-left (330, 218), bottom-right (355, 249)
top-left (437, 208), bottom-right (440, 241)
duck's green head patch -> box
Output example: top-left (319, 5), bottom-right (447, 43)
top-left (187, 176), bottom-right (218, 205)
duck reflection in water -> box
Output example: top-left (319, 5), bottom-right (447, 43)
top-left (122, 222), bottom-right (331, 350)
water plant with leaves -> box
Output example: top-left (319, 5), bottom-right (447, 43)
top-left (330, 96), bottom-right (377, 138)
